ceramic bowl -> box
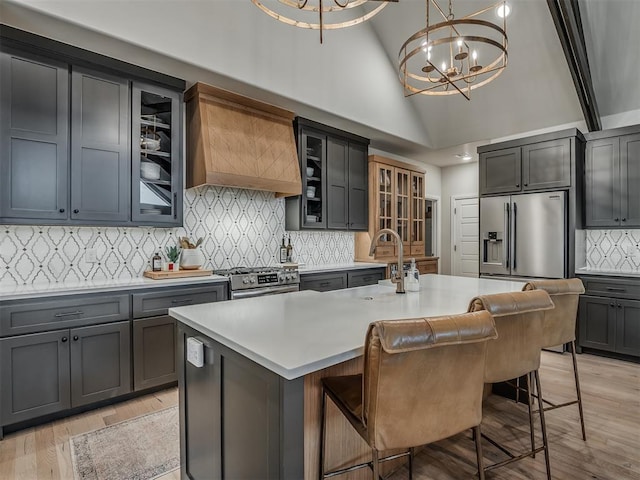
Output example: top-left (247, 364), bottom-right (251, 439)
top-left (306, 167), bottom-right (314, 177)
top-left (307, 186), bottom-right (316, 197)
top-left (141, 162), bottom-right (161, 180)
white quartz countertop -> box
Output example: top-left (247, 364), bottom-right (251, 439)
top-left (0, 274), bottom-right (229, 301)
top-left (575, 268), bottom-right (640, 278)
top-left (170, 274), bottom-right (526, 380)
top-left (298, 262), bottom-right (385, 274)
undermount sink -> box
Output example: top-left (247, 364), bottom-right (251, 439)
top-left (362, 292), bottom-right (398, 302)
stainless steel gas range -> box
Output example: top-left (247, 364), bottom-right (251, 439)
top-left (216, 265), bottom-right (300, 300)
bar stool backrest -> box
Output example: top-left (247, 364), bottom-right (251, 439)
top-left (468, 290), bottom-right (554, 384)
top-left (362, 310), bottom-right (498, 451)
top-left (523, 279), bottom-right (585, 348)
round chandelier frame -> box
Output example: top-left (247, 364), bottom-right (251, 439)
top-left (251, 0), bottom-right (390, 43)
top-left (398, 0), bottom-right (509, 100)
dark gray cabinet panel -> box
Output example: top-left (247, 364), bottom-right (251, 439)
top-left (0, 294), bottom-right (130, 337)
top-left (327, 136), bottom-right (349, 230)
top-left (132, 284), bottom-right (228, 319)
top-left (348, 142), bottom-right (368, 230)
top-left (70, 321), bottom-right (131, 407)
top-left (133, 315), bottom-right (177, 391)
top-left (620, 133), bottom-right (640, 227)
top-left (347, 268), bottom-right (385, 288)
top-left (0, 330), bottom-right (70, 425)
top-left (616, 299), bottom-right (640, 357)
top-left (0, 51), bottom-right (69, 220)
top-left (71, 67), bottom-right (130, 222)
top-left (479, 147), bottom-right (521, 195)
top-left (522, 138), bottom-right (571, 190)
top-left (585, 137), bottom-right (619, 227)
top-left (578, 296), bottom-right (616, 352)
top-left (300, 272), bottom-right (347, 292)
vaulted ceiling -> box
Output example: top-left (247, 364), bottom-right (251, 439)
top-left (2, 0), bottom-right (638, 166)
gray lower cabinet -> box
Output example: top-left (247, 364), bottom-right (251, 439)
top-left (578, 276), bottom-right (640, 358)
top-left (71, 67), bottom-right (130, 222)
top-left (347, 268), bottom-right (385, 288)
top-left (0, 320), bottom-right (130, 425)
top-left (0, 50), bottom-right (69, 221)
top-left (300, 267), bottom-right (386, 292)
top-left (133, 315), bottom-right (177, 391)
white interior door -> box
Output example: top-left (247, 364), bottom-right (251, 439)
top-left (452, 196), bottom-right (479, 277)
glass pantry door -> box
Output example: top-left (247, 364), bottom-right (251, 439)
top-left (302, 130), bottom-right (326, 228)
top-left (374, 163), bottom-right (396, 255)
top-left (396, 168), bottom-right (411, 253)
top-left (132, 83), bottom-right (181, 225)
top-left (410, 172), bottom-right (425, 255)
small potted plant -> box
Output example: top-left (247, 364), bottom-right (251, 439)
top-left (179, 236), bottom-right (204, 270)
top-left (165, 245), bottom-right (181, 271)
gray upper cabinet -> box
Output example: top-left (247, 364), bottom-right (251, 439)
top-left (585, 127), bottom-right (640, 228)
top-left (479, 147), bottom-right (521, 195)
top-left (0, 50), bottom-right (69, 220)
top-left (71, 67), bottom-right (130, 222)
top-left (479, 135), bottom-right (573, 195)
top-left (132, 82), bottom-right (182, 225)
top-left (286, 117), bottom-right (369, 231)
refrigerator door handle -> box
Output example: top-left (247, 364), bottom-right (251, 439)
top-left (513, 202), bottom-right (518, 270)
top-left (503, 202), bottom-right (510, 268)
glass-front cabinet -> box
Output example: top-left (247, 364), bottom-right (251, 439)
top-left (410, 172), bottom-right (425, 255)
top-left (395, 168), bottom-right (411, 253)
top-left (374, 163), bottom-right (395, 255)
top-left (132, 83), bottom-right (182, 225)
top-left (303, 130), bottom-right (326, 228)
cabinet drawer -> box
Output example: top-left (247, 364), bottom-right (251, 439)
top-left (347, 268), bottom-right (385, 288)
top-left (300, 272), bottom-right (347, 292)
top-left (0, 294), bottom-right (130, 337)
top-left (417, 260), bottom-right (438, 274)
top-left (582, 277), bottom-right (640, 300)
top-left (132, 284), bottom-right (228, 318)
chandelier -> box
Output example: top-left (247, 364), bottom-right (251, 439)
top-left (398, 0), bottom-right (508, 100)
top-left (251, 0), bottom-right (395, 43)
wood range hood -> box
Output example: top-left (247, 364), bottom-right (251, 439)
top-left (185, 82), bottom-right (301, 197)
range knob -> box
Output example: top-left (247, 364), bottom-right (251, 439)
top-left (249, 278), bottom-right (256, 284)
top-left (243, 278), bottom-right (250, 284)
top-left (291, 273), bottom-right (297, 279)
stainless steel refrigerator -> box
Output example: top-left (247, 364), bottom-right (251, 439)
top-left (480, 191), bottom-right (567, 279)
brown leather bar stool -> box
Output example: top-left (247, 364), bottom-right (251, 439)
top-left (468, 290), bottom-right (555, 480)
top-left (319, 311), bottom-right (498, 480)
top-left (523, 278), bottom-right (587, 440)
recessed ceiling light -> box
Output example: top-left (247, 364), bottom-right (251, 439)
top-left (455, 153), bottom-right (473, 161)
top-left (497, 3), bottom-right (511, 18)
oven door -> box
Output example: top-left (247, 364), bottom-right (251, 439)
top-left (230, 284), bottom-right (300, 300)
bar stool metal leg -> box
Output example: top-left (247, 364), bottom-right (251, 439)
top-left (526, 372), bottom-right (536, 458)
top-left (473, 425), bottom-right (486, 480)
top-left (319, 389), bottom-right (327, 480)
top-left (372, 448), bottom-right (380, 480)
top-left (534, 370), bottom-right (552, 480)
top-left (570, 340), bottom-right (587, 441)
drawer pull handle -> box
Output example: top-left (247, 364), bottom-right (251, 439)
top-left (54, 311), bottom-right (84, 318)
top-left (606, 287), bottom-right (626, 292)
top-left (319, 282), bottom-right (330, 287)
top-left (171, 299), bottom-right (193, 305)
top-left (362, 276), bottom-right (372, 282)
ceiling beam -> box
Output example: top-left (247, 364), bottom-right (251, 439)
top-left (547, 0), bottom-right (601, 131)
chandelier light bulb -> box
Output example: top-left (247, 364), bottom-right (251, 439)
top-left (497, 3), bottom-right (511, 18)
top-left (472, 50), bottom-right (478, 61)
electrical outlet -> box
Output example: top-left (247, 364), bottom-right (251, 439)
top-left (85, 248), bottom-right (98, 263)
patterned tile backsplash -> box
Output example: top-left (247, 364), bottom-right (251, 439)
top-left (0, 186), bottom-right (354, 286)
top-left (585, 230), bottom-right (640, 272)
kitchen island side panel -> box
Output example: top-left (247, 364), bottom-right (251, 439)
top-left (178, 323), bottom-right (304, 480)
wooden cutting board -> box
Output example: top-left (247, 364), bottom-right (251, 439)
top-left (143, 269), bottom-right (213, 280)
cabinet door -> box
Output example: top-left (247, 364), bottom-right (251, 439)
top-left (479, 147), bottom-right (522, 195)
top-left (578, 296), bottom-right (616, 352)
top-left (70, 321), bottom-right (131, 407)
top-left (326, 136), bottom-right (348, 230)
top-left (615, 299), bottom-right (640, 357)
top-left (132, 83), bottom-right (182, 225)
top-left (410, 172), bottom-right (425, 255)
top-left (299, 272), bottom-right (347, 292)
top-left (371, 162), bottom-right (396, 257)
top-left (133, 315), bottom-right (177, 390)
top-left (302, 129), bottom-right (326, 228)
top-left (396, 168), bottom-right (411, 252)
top-left (620, 133), bottom-right (640, 227)
top-left (347, 142), bottom-right (368, 231)
top-left (347, 268), bottom-right (385, 288)
top-left (71, 67), bottom-right (130, 222)
top-left (0, 330), bottom-right (70, 425)
top-left (585, 137), bottom-right (620, 227)
top-left (0, 51), bottom-right (69, 220)
top-left (522, 138), bottom-right (571, 190)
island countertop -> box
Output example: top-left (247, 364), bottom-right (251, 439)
top-left (169, 274), bottom-right (526, 380)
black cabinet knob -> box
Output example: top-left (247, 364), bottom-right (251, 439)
top-left (516, 184), bottom-right (520, 188)
top-left (59, 208), bottom-right (65, 213)
top-left (618, 304), bottom-right (622, 309)
top-left (73, 209), bottom-right (79, 214)
top-left (61, 336), bottom-right (68, 342)
top-left (524, 183), bottom-right (528, 187)
top-left (73, 335), bottom-right (79, 341)
top-left (614, 218), bottom-right (619, 222)
top-left (610, 303), bottom-right (615, 307)
top-left (622, 218), bottom-right (627, 222)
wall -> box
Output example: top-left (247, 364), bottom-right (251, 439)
top-left (439, 162), bottom-right (479, 275)
top-left (584, 230), bottom-right (640, 273)
top-left (0, 186), bottom-right (354, 286)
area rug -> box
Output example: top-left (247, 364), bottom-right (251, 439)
top-left (70, 406), bottom-right (180, 480)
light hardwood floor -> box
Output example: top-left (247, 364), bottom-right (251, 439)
top-left (0, 351), bottom-right (638, 480)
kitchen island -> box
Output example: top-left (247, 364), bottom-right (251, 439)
top-left (169, 275), bottom-right (526, 480)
